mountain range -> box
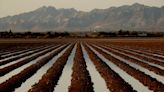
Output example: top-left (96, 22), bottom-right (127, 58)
top-left (0, 3), bottom-right (164, 32)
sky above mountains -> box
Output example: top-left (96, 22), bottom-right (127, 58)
top-left (0, 0), bottom-right (164, 18)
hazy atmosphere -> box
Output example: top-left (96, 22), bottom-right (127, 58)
top-left (0, 0), bottom-right (164, 18)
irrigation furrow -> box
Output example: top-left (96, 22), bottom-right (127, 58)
top-left (0, 45), bottom-right (65, 84)
top-left (98, 45), bottom-right (164, 76)
top-left (84, 44), bottom-right (135, 92)
top-left (152, 54), bottom-right (164, 59)
top-left (0, 46), bottom-right (34, 56)
top-left (116, 43), bottom-right (164, 56)
top-left (15, 44), bottom-right (74, 92)
top-left (93, 44), bottom-right (164, 84)
top-left (0, 44), bottom-right (68, 92)
top-left (0, 51), bottom-right (15, 56)
top-left (0, 45), bottom-right (58, 69)
top-left (90, 44), bottom-right (164, 92)
top-left (131, 47), bottom-right (164, 57)
top-left (54, 44), bottom-right (76, 92)
top-left (0, 48), bottom-right (57, 84)
top-left (117, 46), bottom-right (164, 61)
top-left (0, 45), bottom-right (61, 76)
top-left (0, 45), bottom-right (48, 59)
top-left (68, 43), bottom-right (94, 92)
top-left (0, 45), bottom-right (54, 66)
top-left (106, 45), bottom-right (164, 68)
top-left (114, 45), bottom-right (164, 61)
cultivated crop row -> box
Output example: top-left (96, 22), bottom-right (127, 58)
top-left (98, 45), bottom-right (164, 76)
top-left (68, 43), bottom-right (94, 92)
top-left (0, 39), bottom-right (164, 92)
top-left (29, 44), bottom-right (74, 92)
top-left (0, 45), bottom-right (61, 76)
top-left (83, 43), bottom-right (136, 92)
top-left (0, 44), bottom-right (68, 92)
top-left (89, 43), bottom-right (164, 92)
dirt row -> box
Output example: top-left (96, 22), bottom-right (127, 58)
top-left (0, 45), bottom-right (61, 76)
top-left (88, 39), bottom-right (164, 56)
top-left (68, 43), bottom-right (94, 92)
top-left (122, 45), bottom-right (164, 56)
top-left (0, 44), bottom-right (68, 92)
top-left (0, 44), bottom-right (50, 60)
top-left (111, 43), bottom-right (164, 57)
top-left (98, 45), bottom-right (164, 76)
top-left (0, 45), bottom-right (56, 66)
top-left (28, 44), bottom-right (74, 92)
top-left (107, 45), bottom-right (164, 67)
top-left (0, 43), bottom-right (38, 54)
top-left (83, 44), bottom-right (136, 92)
top-left (110, 44), bottom-right (164, 61)
top-left (0, 43), bottom-right (53, 56)
top-left (90, 44), bottom-right (164, 92)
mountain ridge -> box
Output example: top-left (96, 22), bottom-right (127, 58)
top-left (0, 3), bottom-right (164, 32)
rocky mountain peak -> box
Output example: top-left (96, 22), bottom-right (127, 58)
top-left (0, 3), bottom-right (163, 32)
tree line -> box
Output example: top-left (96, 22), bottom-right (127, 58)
top-left (0, 29), bottom-right (164, 38)
top-left (0, 30), bottom-right (70, 38)
top-left (97, 30), bottom-right (164, 37)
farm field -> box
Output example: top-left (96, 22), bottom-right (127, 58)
top-left (0, 38), bottom-right (164, 92)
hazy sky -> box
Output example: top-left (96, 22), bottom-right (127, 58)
top-left (0, 0), bottom-right (164, 18)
